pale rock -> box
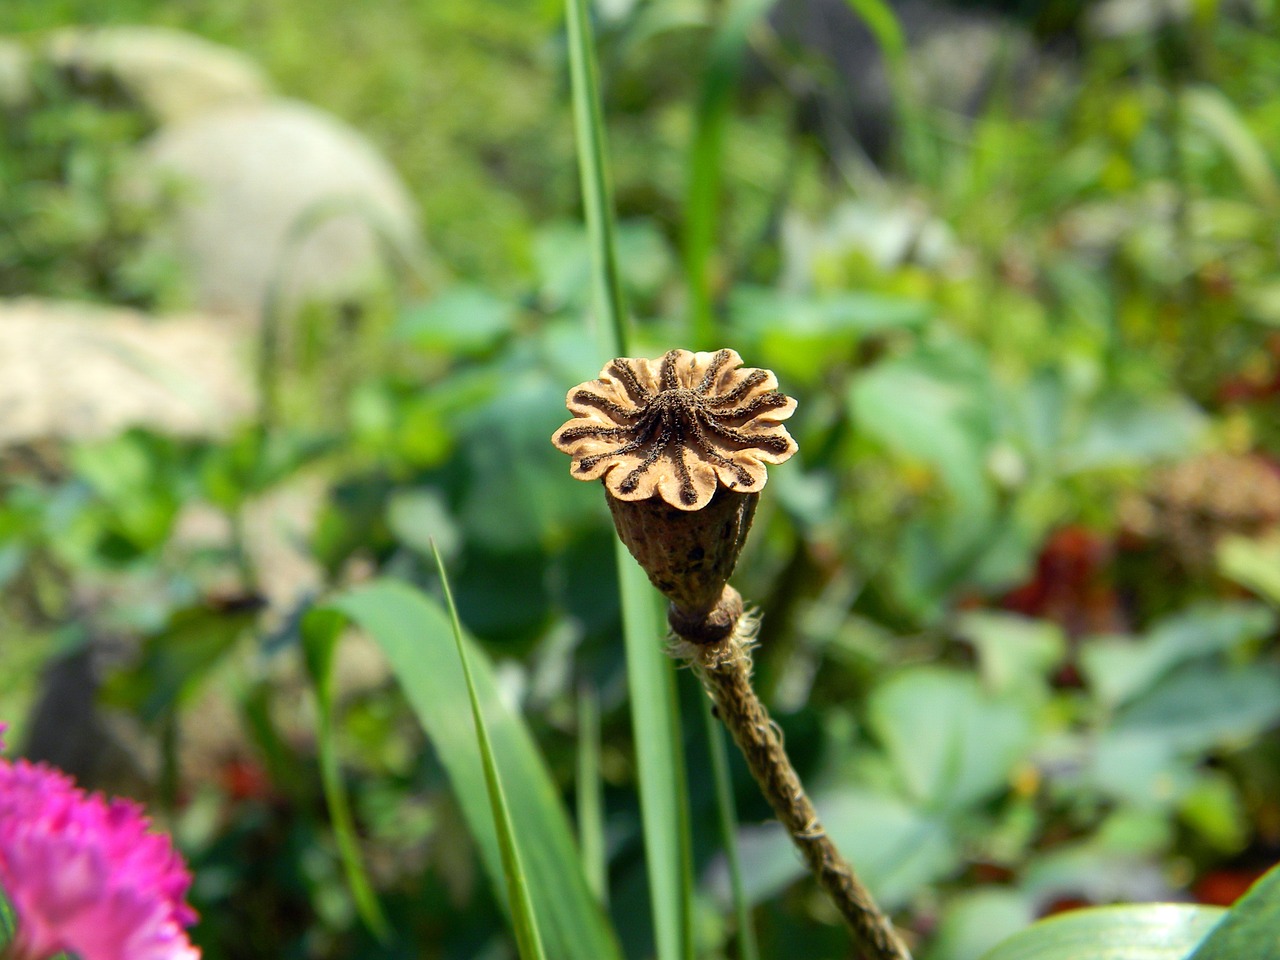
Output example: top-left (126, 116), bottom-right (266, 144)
top-left (0, 298), bottom-right (252, 444)
top-left (44, 25), bottom-right (270, 124)
top-left (142, 100), bottom-right (421, 320)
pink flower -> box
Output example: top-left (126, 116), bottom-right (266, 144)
top-left (0, 724), bottom-right (200, 960)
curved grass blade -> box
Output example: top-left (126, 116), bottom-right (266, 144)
top-left (1186, 862), bottom-right (1280, 960)
top-left (700, 694), bottom-right (760, 960)
top-left (684, 0), bottom-right (774, 349)
top-left (300, 606), bottom-right (391, 941)
top-left (308, 578), bottom-right (623, 960)
top-left (432, 543), bottom-right (546, 960)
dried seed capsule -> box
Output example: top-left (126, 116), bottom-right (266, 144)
top-left (552, 348), bottom-right (797, 638)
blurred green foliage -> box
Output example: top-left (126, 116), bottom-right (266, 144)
top-left (3, 1), bottom-right (1280, 959)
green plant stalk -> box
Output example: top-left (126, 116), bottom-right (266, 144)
top-left (619, 542), bottom-right (699, 960)
top-left (434, 543), bottom-right (548, 960)
top-left (566, 0), bottom-right (629, 357)
top-left (565, 0), bottom-right (698, 955)
top-left (576, 685), bottom-right (607, 904)
top-left (700, 694), bottom-right (760, 960)
top-left (684, 0), bottom-right (773, 349)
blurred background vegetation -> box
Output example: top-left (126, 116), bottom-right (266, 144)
top-left (3, 0), bottom-right (1280, 958)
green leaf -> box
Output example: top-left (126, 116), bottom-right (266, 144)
top-left (868, 668), bottom-right (1035, 812)
top-left (1113, 663), bottom-right (1280, 753)
top-left (930, 889), bottom-right (1035, 960)
top-left (1183, 85), bottom-right (1280, 211)
top-left (395, 286), bottom-right (515, 357)
top-left (565, 0), bottom-right (628, 356)
top-left (1217, 535), bottom-right (1280, 606)
top-left (712, 787), bottom-right (957, 911)
top-left (314, 579), bottom-right (623, 960)
top-left (1187, 862), bottom-right (1280, 959)
top-left (617, 541), bottom-right (697, 960)
top-left (849, 344), bottom-right (997, 513)
top-left (1060, 393), bottom-right (1207, 473)
top-left (954, 611), bottom-right (1066, 697)
top-left (701, 694), bottom-right (759, 960)
top-left (1080, 603), bottom-right (1275, 709)
top-left (576, 685), bottom-right (606, 904)
top-left (684, 0), bottom-right (775, 347)
top-left (731, 286), bottom-right (930, 381)
top-left (432, 544), bottom-right (547, 960)
top-left (300, 607), bottom-right (390, 941)
top-left (977, 904), bottom-right (1224, 960)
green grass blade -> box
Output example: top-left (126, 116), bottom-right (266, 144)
top-left (299, 607), bottom-right (391, 941)
top-left (566, 0), bottom-right (629, 357)
top-left (576, 684), bottom-right (607, 904)
top-left (1186, 862), bottom-right (1280, 960)
top-left (700, 694), bottom-right (759, 960)
top-left (431, 543), bottom-right (547, 960)
top-left (315, 578), bottom-right (624, 960)
top-left (564, 1), bottom-right (698, 957)
top-left (619, 542), bottom-right (698, 960)
top-left (684, 0), bottom-right (774, 349)
top-left (841, 0), bottom-right (932, 181)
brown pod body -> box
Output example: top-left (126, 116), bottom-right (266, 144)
top-left (607, 488), bottom-right (757, 618)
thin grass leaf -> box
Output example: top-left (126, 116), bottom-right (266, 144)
top-left (841, 0), bottom-right (933, 181)
top-left (685, 0), bottom-right (774, 349)
top-left (308, 579), bottom-right (623, 960)
top-left (566, 0), bottom-right (629, 356)
top-left (700, 694), bottom-right (760, 960)
top-left (565, 1), bottom-right (698, 957)
top-left (618, 542), bottom-right (699, 960)
top-left (577, 684), bottom-right (607, 903)
top-left (432, 542), bottom-right (547, 960)
top-left (1183, 85), bottom-right (1280, 211)
top-left (300, 606), bottom-right (390, 942)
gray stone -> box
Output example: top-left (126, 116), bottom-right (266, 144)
top-left (43, 25), bottom-right (270, 125)
top-left (0, 298), bottom-right (253, 445)
top-left (142, 100), bottom-right (422, 320)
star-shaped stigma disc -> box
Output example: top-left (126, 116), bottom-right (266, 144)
top-left (552, 348), bottom-right (798, 511)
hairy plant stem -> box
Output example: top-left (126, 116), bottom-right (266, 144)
top-left (673, 593), bottom-right (912, 960)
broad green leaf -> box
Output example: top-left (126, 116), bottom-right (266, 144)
top-left (1080, 603), bottom-right (1274, 709)
top-left (1059, 393), bottom-right (1206, 473)
top-left (1218, 535), bottom-right (1280, 606)
top-left (708, 787), bottom-right (957, 911)
top-left (849, 344), bottom-right (997, 513)
top-left (432, 544), bottom-right (547, 960)
top-left (977, 904), bottom-right (1224, 960)
top-left (313, 579), bottom-right (623, 960)
top-left (395, 286), bottom-right (515, 357)
top-left (731, 286), bottom-right (930, 381)
top-left (954, 611), bottom-right (1066, 696)
top-left (868, 668), bottom-right (1035, 812)
top-left (1187, 862), bottom-right (1280, 959)
top-left (930, 889), bottom-right (1035, 960)
top-left (1114, 663), bottom-right (1280, 753)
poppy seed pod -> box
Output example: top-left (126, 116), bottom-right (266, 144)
top-left (552, 348), bottom-right (797, 641)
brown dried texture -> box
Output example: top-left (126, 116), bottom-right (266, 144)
top-left (690, 625), bottom-right (913, 960)
top-left (1120, 452), bottom-right (1280, 567)
top-left (608, 488), bottom-right (758, 619)
top-left (551, 348), bottom-right (797, 512)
